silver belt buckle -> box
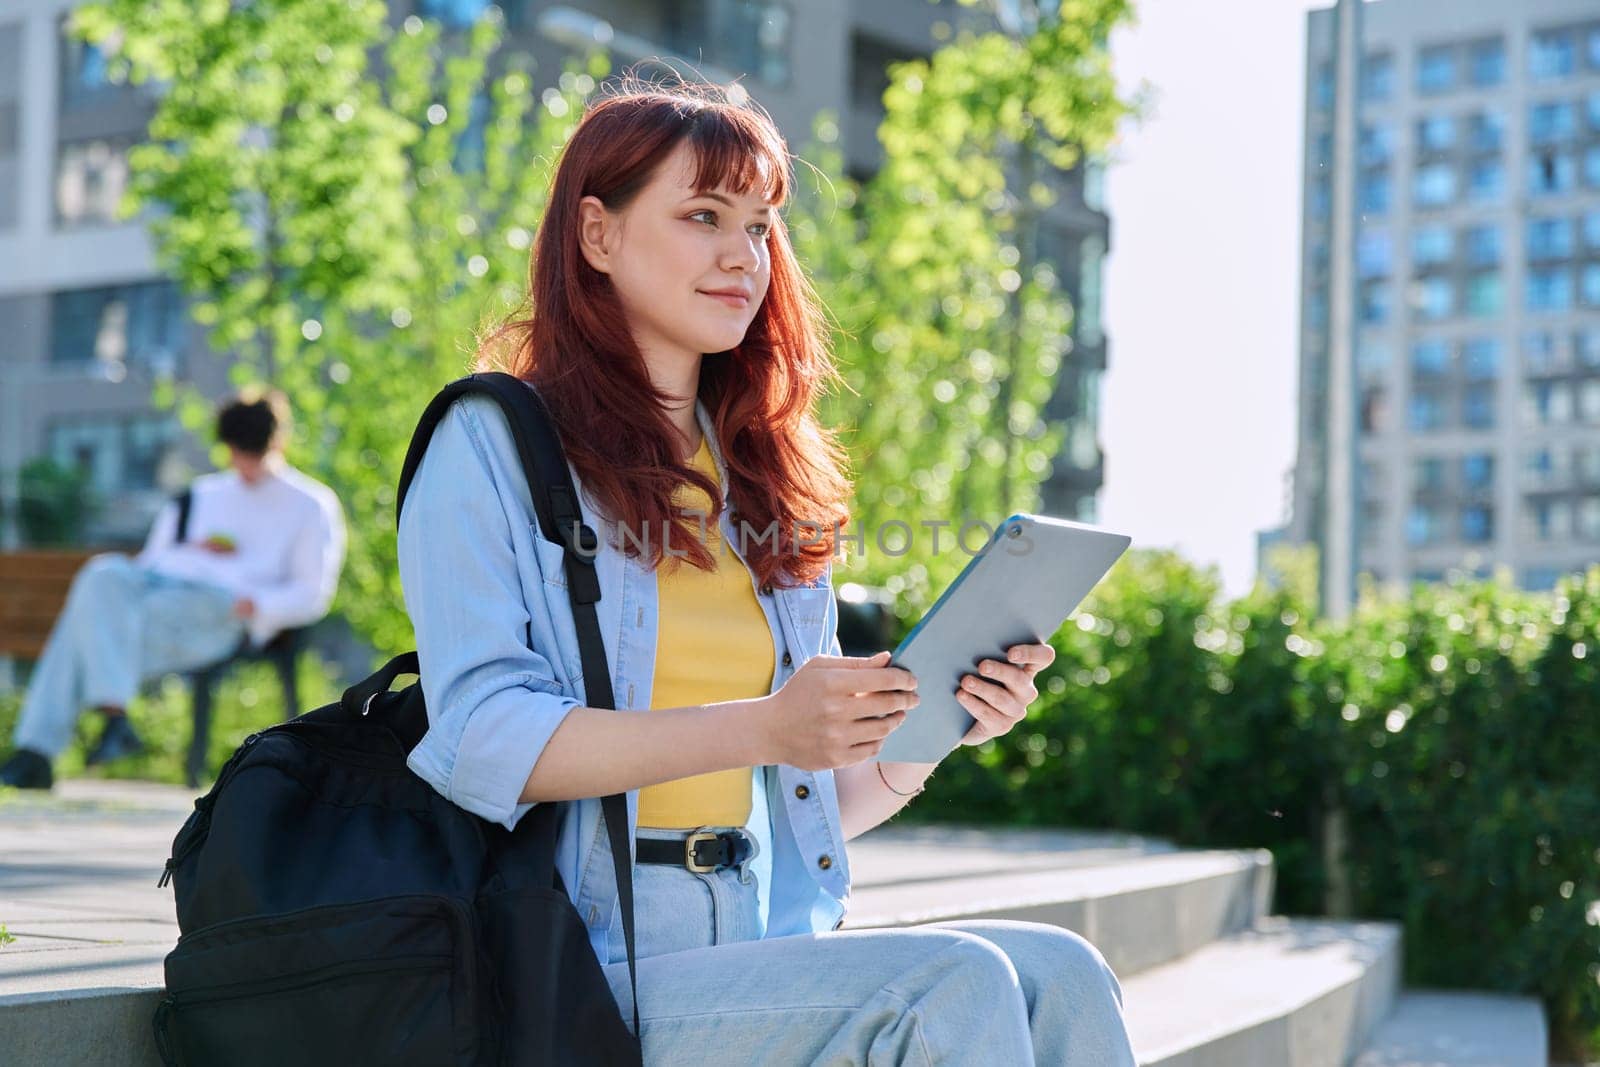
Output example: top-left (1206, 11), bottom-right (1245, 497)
top-left (684, 830), bottom-right (721, 874)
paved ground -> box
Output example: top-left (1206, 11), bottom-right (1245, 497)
top-left (0, 777), bottom-right (1163, 1001)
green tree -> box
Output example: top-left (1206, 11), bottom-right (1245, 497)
top-left (791, 0), bottom-right (1135, 614)
top-left (74, 2), bottom-right (601, 652)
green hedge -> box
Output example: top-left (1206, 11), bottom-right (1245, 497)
top-left (912, 548), bottom-right (1600, 1058)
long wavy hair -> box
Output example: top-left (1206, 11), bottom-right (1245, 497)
top-left (478, 80), bottom-right (851, 589)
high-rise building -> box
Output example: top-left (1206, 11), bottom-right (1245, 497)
top-left (1292, 0), bottom-right (1600, 612)
top-left (0, 0), bottom-right (1109, 548)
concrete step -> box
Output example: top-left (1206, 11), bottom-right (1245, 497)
top-left (1352, 991), bottom-right (1548, 1067)
top-left (846, 846), bottom-right (1276, 978)
top-left (1123, 918), bottom-right (1402, 1067)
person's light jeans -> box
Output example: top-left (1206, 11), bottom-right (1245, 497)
top-left (11, 553), bottom-right (245, 758)
top-left (604, 827), bottom-right (1137, 1066)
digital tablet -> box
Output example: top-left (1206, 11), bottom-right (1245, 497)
top-left (874, 513), bottom-right (1131, 764)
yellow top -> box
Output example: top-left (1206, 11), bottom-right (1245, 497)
top-left (635, 436), bottom-right (774, 829)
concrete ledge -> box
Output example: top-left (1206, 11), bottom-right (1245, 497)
top-left (1352, 991), bottom-right (1548, 1067)
top-left (846, 848), bottom-right (1275, 978)
top-left (1123, 918), bottom-right (1402, 1067)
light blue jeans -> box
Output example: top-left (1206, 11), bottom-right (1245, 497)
top-left (604, 827), bottom-right (1137, 1065)
top-left (11, 553), bottom-right (245, 759)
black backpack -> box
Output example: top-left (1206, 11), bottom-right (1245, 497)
top-left (151, 372), bottom-right (642, 1066)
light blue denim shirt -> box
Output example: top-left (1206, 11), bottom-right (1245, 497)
top-left (397, 392), bottom-right (850, 963)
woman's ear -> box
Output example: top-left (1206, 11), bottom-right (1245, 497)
top-left (577, 195), bottom-right (615, 274)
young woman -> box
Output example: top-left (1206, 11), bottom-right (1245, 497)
top-left (397, 80), bottom-right (1137, 1065)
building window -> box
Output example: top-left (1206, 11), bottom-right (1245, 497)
top-left (1463, 337), bottom-right (1501, 380)
top-left (1527, 447), bottom-right (1555, 487)
top-left (1582, 379), bottom-right (1600, 422)
top-left (666, 0), bottom-right (792, 86)
top-left (1589, 28), bottom-right (1600, 70)
top-left (58, 19), bottom-right (114, 106)
top-left (1417, 115), bottom-right (1455, 153)
top-left (1360, 280), bottom-right (1391, 325)
top-left (55, 137), bottom-right (133, 226)
top-left (1468, 111), bottom-right (1505, 153)
top-left (1588, 90), bottom-right (1600, 130)
top-left (1462, 452), bottom-right (1494, 489)
top-left (1359, 124), bottom-right (1393, 167)
top-left (1467, 160), bottom-right (1504, 204)
top-left (1357, 172), bottom-right (1389, 215)
top-left (1527, 268), bottom-right (1574, 312)
top-left (1407, 505), bottom-right (1445, 546)
top-left (1415, 456), bottom-right (1446, 492)
top-left (1579, 329), bottom-right (1600, 370)
top-left (1412, 225), bottom-right (1453, 267)
top-left (1416, 276), bottom-right (1455, 320)
top-left (1461, 505), bottom-right (1494, 543)
top-left (1527, 381), bottom-right (1574, 425)
top-left (1529, 152), bottom-right (1577, 195)
top-left (1585, 209), bottom-right (1600, 249)
top-left (1530, 101), bottom-right (1578, 145)
top-left (1465, 273), bottom-right (1502, 317)
top-left (415, 0), bottom-right (494, 29)
top-left (49, 281), bottom-right (186, 377)
top-left (1463, 224), bottom-right (1500, 267)
top-left (1527, 216), bottom-right (1574, 259)
top-left (1577, 496), bottom-right (1600, 539)
top-left (1311, 176), bottom-right (1332, 221)
top-left (1523, 330), bottom-right (1557, 374)
top-left (1361, 52), bottom-right (1394, 101)
top-left (46, 414), bottom-right (184, 498)
top-left (1585, 146), bottom-right (1600, 189)
top-left (1409, 391), bottom-right (1445, 432)
top-left (1462, 384), bottom-right (1495, 429)
top-left (1357, 230), bottom-right (1392, 278)
top-left (1470, 39), bottom-right (1506, 87)
top-left (1077, 235), bottom-right (1105, 346)
top-left (1360, 385), bottom-right (1388, 435)
top-left (1583, 264), bottom-right (1600, 307)
top-left (1413, 163), bottom-right (1457, 208)
top-left (1314, 61), bottom-right (1334, 111)
top-left (1531, 30), bottom-right (1576, 81)
top-left (1417, 45), bottom-right (1456, 94)
top-left (1411, 338), bottom-right (1450, 378)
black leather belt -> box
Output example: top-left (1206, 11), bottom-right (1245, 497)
top-left (635, 830), bottom-right (753, 874)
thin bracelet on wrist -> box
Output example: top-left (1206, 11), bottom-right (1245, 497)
top-left (877, 762), bottom-right (924, 798)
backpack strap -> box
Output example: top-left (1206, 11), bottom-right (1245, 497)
top-left (396, 371), bottom-right (640, 1038)
top-left (175, 487), bottom-right (193, 544)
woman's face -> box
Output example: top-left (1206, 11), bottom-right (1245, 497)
top-left (578, 141), bottom-right (775, 370)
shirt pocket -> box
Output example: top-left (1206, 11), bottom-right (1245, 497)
top-left (527, 523), bottom-right (568, 588)
top-left (777, 584), bottom-right (834, 660)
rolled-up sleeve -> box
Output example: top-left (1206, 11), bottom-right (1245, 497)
top-left (398, 397), bottom-right (581, 831)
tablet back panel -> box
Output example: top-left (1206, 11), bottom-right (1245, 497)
top-left (877, 514), bottom-right (1131, 764)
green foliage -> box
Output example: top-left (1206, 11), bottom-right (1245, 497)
top-left (74, 2), bottom-right (603, 655)
top-left (788, 0), bottom-right (1135, 616)
top-left (0, 655), bottom-right (340, 787)
top-left (914, 548), bottom-right (1600, 1056)
top-left (12, 457), bottom-right (95, 547)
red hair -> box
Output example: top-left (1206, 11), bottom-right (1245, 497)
top-left (479, 80), bottom-right (851, 589)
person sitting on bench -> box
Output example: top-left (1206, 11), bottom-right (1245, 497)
top-left (0, 387), bottom-right (346, 791)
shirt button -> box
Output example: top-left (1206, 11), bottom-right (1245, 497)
top-left (760, 582), bottom-right (773, 596)
top-left (794, 784), bottom-right (810, 800)
top-left (817, 854), bottom-right (833, 870)
top-left (782, 651), bottom-right (793, 667)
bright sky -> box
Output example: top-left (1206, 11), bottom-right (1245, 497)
top-left (1098, 0), bottom-right (1330, 598)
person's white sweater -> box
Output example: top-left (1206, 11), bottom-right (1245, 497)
top-left (136, 457), bottom-right (346, 648)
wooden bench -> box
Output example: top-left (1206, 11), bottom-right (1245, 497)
top-left (0, 549), bottom-right (98, 660)
top-left (0, 549), bottom-right (305, 786)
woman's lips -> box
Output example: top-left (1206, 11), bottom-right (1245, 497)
top-left (700, 290), bottom-right (750, 308)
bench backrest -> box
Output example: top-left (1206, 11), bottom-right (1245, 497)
top-left (0, 550), bottom-right (99, 660)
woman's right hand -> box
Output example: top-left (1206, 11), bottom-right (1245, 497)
top-left (756, 651), bottom-right (919, 770)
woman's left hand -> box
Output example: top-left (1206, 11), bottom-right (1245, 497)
top-left (955, 642), bottom-right (1056, 746)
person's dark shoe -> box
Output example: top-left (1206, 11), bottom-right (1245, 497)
top-left (0, 749), bottom-right (53, 790)
top-left (85, 716), bottom-right (145, 766)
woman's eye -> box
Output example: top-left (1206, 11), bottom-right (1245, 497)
top-left (748, 223), bottom-right (771, 238)
top-left (690, 210), bottom-right (718, 227)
